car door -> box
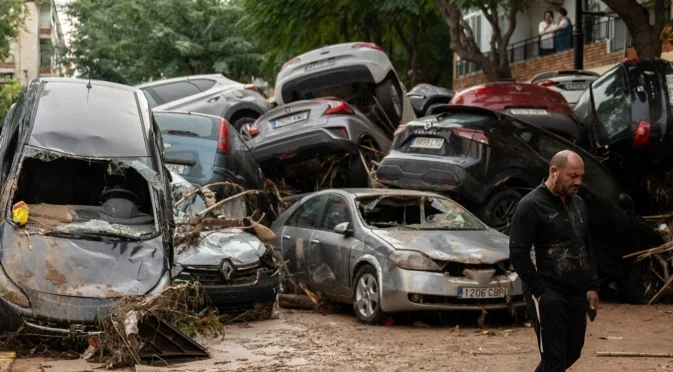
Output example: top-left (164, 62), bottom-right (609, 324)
top-left (308, 194), bottom-right (358, 298)
top-left (279, 195), bottom-right (328, 289)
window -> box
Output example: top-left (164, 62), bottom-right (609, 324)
top-left (40, 40), bottom-right (53, 68)
top-left (320, 195), bottom-right (351, 231)
top-left (142, 90), bottom-right (159, 108)
top-left (190, 79), bottom-right (216, 91)
top-left (465, 15), bottom-right (482, 50)
top-left (154, 112), bottom-right (219, 139)
top-left (591, 67), bottom-right (631, 146)
top-left (152, 82), bottom-right (201, 104)
top-left (287, 195), bottom-right (328, 228)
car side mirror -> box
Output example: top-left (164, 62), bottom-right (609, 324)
top-left (618, 193), bottom-right (635, 210)
top-left (334, 222), bottom-right (353, 236)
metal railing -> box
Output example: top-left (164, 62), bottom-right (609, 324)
top-left (456, 18), bottom-right (629, 77)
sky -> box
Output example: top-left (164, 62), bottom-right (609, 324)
top-left (55, 0), bottom-right (74, 45)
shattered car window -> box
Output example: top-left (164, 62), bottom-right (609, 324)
top-left (11, 147), bottom-right (159, 239)
top-left (358, 195), bottom-right (485, 230)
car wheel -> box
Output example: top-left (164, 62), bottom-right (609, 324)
top-left (479, 189), bottom-right (523, 235)
top-left (374, 78), bottom-right (403, 125)
top-left (621, 257), bottom-right (665, 304)
top-left (424, 102), bottom-right (447, 117)
top-left (348, 140), bottom-right (379, 187)
top-left (353, 265), bottom-right (387, 324)
top-left (233, 116), bottom-right (257, 141)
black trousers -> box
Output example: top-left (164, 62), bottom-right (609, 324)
top-left (525, 287), bottom-right (587, 372)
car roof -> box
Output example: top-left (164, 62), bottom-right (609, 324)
top-left (531, 70), bottom-right (600, 82)
top-left (28, 78), bottom-right (151, 158)
top-left (285, 188), bottom-right (446, 202)
top-left (134, 74), bottom-right (240, 89)
top-left (153, 110), bottom-right (224, 121)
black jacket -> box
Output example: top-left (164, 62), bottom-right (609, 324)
top-left (509, 183), bottom-right (600, 298)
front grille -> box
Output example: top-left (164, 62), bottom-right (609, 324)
top-left (443, 260), bottom-right (510, 277)
top-left (413, 294), bottom-right (524, 306)
top-left (182, 265), bottom-right (259, 286)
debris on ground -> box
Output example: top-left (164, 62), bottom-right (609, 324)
top-left (596, 351), bottom-right (673, 358)
top-left (279, 294), bottom-right (317, 310)
top-left (40, 359), bottom-right (93, 372)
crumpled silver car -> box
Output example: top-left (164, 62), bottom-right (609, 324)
top-left (271, 188), bottom-right (524, 324)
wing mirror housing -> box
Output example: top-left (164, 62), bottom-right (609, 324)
top-left (334, 222), bottom-right (353, 236)
top-left (618, 192), bottom-right (635, 210)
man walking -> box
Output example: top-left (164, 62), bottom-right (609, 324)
top-left (509, 150), bottom-right (600, 372)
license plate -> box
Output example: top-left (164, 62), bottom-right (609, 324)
top-left (509, 108), bottom-right (549, 116)
top-left (666, 75), bottom-right (673, 104)
top-left (458, 287), bottom-right (506, 299)
top-left (305, 59), bottom-right (336, 72)
top-left (410, 137), bottom-right (444, 149)
top-left (166, 164), bottom-right (186, 174)
top-left (564, 83), bottom-right (589, 90)
top-left (272, 112), bottom-right (309, 128)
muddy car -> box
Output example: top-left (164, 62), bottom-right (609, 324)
top-left (0, 78), bottom-right (173, 332)
top-left (377, 105), bottom-right (665, 303)
top-left (271, 188), bottom-right (524, 324)
top-left (248, 99), bottom-right (392, 193)
top-left (170, 172), bottom-right (281, 315)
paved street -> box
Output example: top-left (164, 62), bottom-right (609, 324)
top-left (10, 302), bottom-right (673, 371)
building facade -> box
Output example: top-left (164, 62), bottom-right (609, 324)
top-left (0, 0), bottom-right (66, 85)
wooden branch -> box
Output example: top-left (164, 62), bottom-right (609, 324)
top-left (596, 351), bottom-right (673, 358)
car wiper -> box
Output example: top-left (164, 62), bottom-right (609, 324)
top-left (165, 130), bottom-right (200, 137)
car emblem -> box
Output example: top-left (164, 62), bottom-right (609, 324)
top-left (164, 143), bottom-right (171, 149)
top-left (424, 122), bottom-right (433, 130)
top-left (284, 107), bottom-right (292, 113)
top-left (515, 85), bottom-right (522, 91)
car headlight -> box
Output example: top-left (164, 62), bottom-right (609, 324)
top-left (389, 250), bottom-right (443, 272)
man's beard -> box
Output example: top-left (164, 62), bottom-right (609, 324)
top-left (560, 184), bottom-right (579, 196)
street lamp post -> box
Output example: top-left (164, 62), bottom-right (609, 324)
top-left (574, 0), bottom-right (584, 69)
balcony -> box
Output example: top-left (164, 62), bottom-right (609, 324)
top-left (456, 18), bottom-right (630, 78)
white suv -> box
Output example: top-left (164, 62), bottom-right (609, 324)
top-left (531, 70), bottom-right (600, 107)
top-left (274, 42), bottom-right (416, 126)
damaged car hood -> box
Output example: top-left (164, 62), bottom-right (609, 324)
top-left (1, 225), bottom-right (168, 298)
top-left (176, 229), bottom-right (265, 267)
top-left (371, 228), bottom-right (510, 264)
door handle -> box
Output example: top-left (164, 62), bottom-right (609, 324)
top-left (310, 239), bottom-right (320, 244)
top-left (207, 96), bottom-right (220, 103)
top-left (282, 235), bottom-right (291, 240)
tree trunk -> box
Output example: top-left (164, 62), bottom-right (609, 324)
top-left (602, 0), bottom-right (666, 59)
top-left (631, 28), bottom-right (663, 59)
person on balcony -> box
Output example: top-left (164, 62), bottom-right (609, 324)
top-left (539, 11), bottom-right (556, 56)
top-left (549, 8), bottom-right (573, 52)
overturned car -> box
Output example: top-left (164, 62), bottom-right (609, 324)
top-left (0, 78), bottom-right (173, 332)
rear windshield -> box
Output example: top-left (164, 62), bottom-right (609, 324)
top-left (154, 112), bottom-right (219, 139)
top-left (357, 195), bottom-right (485, 231)
top-left (591, 66), bottom-right (631, 145)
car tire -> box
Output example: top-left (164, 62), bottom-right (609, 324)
top-left (621, 257), bottom-right (664, 304)
top-left (478, 189), bottom-right (523, 235)
top-left (352, 265), bottom-right (387, 324)
top-left (374, 77), bottom-right (403, 125)
top-left (232, 116), bottom-right (257, 141)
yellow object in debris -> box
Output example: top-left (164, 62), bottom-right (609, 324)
top-left (12, 201), bottom-right (29, 226)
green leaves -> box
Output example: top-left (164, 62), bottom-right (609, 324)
top-left (0, 0), bottom-right (25, 62)
top-left (63, 0), bottom-right (262, 84)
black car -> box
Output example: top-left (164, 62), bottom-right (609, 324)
top-left (574, 58), bottom-right (673, 215)
top-left (377, 105), bottom-right (664, 303)
top-left (154, 110), bottom-right (266, 190)
top-left (0, 78), bottom-right (174, 332)
top-left (407, 84), bottom-right (455, 117)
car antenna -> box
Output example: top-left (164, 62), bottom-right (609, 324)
top-left (86, 70), bottom-right (92, 102)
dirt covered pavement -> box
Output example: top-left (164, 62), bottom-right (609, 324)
top-left (9, 302), bottom-right (673, 371)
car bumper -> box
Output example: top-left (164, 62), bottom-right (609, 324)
top-left (280, 65), bottom-right (375, 104)
top-left (377, 154), bottom-right (489, 204)
top-left (198, 269), bottom-right (280, 314)
top-left (253, 129), bottom-right (358, 165)
top-left (380, 267), bottom-right (524, 313)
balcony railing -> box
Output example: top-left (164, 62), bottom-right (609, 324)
top-left (456, 18), bottom-right (630, 78)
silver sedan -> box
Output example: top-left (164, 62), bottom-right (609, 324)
top-left (270, 188), bottom-right (524, 324)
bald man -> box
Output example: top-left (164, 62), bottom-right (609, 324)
top-left (509, 150), bottom-right (600, 372)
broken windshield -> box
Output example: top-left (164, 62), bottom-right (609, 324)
top-left (357, 195), bottom-right (485, 230)
top-left (11, 148), bottom-right (159, 240)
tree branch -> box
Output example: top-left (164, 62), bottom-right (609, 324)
top-left (434, 0), bottom-right (487, 66)
top-left (654, 0), bottom-right (667, 36)
top-left (500, 0), bottom-right (519, 69)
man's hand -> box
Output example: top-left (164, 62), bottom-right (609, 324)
top-left (587, 290), bottom-right (599, 310)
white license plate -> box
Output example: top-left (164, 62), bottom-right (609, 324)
top-left (509, 108), bottom-right (549, 116)
top-left (305, 59), bottom-right (336, 72)
top-left (666, 75), bottom-right (673, 104)
top-left (410, 137), bottom-right (444, 149)
top-left (565, 83), bottom-right (589, 90)
top-left (166, 164), bottom-right (186, 174)
top-left (273, 112), bottom-right (309, 128)
top-left (458, 287), bottom-right (507, 299)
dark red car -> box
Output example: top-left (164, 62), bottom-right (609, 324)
top-left (450, 82), bottom-right (587, 145)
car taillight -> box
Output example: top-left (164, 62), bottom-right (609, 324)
top-left (317, 99), bottom-right (354, 115)
top-left (633, 120), bottom-right (651, 148)
top-left (217, 119), bottom-right (230, 154)
top-left (472, 86), bottom-right (492, 95)
top-left (536, 80), bottom-right (557, 87)
top-left (393, 124), bottom-right (409, 136)
top-left (352, 42), bottom-right (383, 51)
top-left (281, 57), bottom-right (300, 71)
top-left (451, 128), bottom-right (489, 145)
top-left (244, 84), bottom-right (258, 92)
top-left (249, 117), bottom-right (261, 137)
top-left (625, 57), bottom-right (640, 66)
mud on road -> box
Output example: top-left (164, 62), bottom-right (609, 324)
top-left (10, 303), bottom-right (673, 372)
